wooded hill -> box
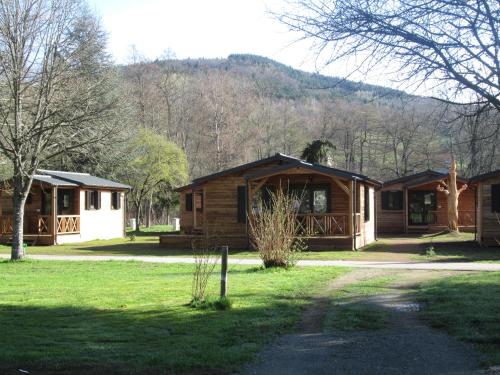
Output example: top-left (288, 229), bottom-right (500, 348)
top-left (47, 54), bottom-right (500, 182)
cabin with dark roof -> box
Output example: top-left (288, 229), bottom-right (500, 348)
top-left (0, 170), bottom-right (130, 245)
top-left (161, 153), bottom-right (381, 250)
top-left (470, 170), bottom-right (500, 246)
top-left (377, 170), bottom-right (475, 234)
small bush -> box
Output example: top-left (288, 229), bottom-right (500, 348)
top-left (425, 245), bottom-right (436, 257)
top-left (190, 238), bottom-right (219, 304)
top-left (189, 296), bottom-right (233, 310)
top-left (249, 188), bottom-right (306, 268)
top-left (128, 233), bottom-right (136, 242)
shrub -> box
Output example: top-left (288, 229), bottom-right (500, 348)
top-left (249, 188), bottom-right (306, 268)
top-left (425, 245), bottom-right (436, 257)
top-left (190, 237), bottom-right (219, 305)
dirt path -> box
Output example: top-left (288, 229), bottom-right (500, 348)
top-left (243, 269), bottom-right (491, 375)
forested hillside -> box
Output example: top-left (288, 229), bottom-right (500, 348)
top-left (45, 54), bottom-right (499, 182)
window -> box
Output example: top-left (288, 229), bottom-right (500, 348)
top-left (237, 186), bottom-right (247, 223)
top-left (85, 190), bottom-right (101, 210)
top-left (111, 191), bottom-right (121, 210)
top-left (364, 187), bottom-right (370, 221)
top-left (185, 193), bottom-right (193, 212)
top-left (41, 190), bottom-right (52, 215)
top-left (313, 189), bottom-right (327, 214)
top-left (492, 184), bottom-right (500, 213)
top-left (290, 186), bottom-right (330, 214)
top-left (381, 191), bottom-right (403, 210)
top-left (58, 189), bottom-right (75, 215)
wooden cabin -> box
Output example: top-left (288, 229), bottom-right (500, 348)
top-left (0, 170), bottom-right (130, 245)
top-left (470, 170), bottom-right (500, 246)
top-left (161, 154), bottom-right (382, 250)
top-left (377, 170), bottom-right (475, 234)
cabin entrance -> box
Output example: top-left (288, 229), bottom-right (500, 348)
top-left (408, 191), bottom-right (436, 225)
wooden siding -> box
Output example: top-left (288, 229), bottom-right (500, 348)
top-left (377, 183), bottom-right (406, 234)
top-left (477, 176), bottom-right (500, 246)
top-left (377, 180), bottom-right (475, 234)
top-left (174, 161), bottom-right (376, 250)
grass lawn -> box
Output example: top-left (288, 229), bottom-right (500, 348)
top-left (417, 272), bottom-right (500, 366)
top-left (0, 260), bottom-right (348, 374)
top-left (0, 231), bottom-right (498, 263)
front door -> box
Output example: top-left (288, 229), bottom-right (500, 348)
top-left (408, 191), bottom-right (436, 225)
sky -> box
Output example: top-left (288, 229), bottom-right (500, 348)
top-left (87, 0), bottom-right (403, 90)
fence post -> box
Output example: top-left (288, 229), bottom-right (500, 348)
top-left (220, 246), bottom-right (228, 298)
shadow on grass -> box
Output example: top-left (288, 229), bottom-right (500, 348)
top-left (416, 273), bottom-right (500, 366)
top-left (0, 296), bottom-right (309, 375)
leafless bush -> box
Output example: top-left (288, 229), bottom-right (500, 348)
top-left (249, 188), bottom-right (306, 268)
top-left (191, 237), bottom-right (219, 305)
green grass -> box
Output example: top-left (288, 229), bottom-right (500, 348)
top-left (0, 260), bottom-right (348, 374)
top-left (417, 272), bottom-right (500, 366)
top-left (1, 232), bottom-right (497, 263)
top-left (323, 275), bottom-right (397, 332)
top-left (126, 224), bottom-right (174, 235)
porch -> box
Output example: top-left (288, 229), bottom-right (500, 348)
top-left (0, 184), bottom-right (81, 245)
top-left (405, 186), bottom-right (475, 232)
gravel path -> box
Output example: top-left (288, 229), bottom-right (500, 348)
top-left (243, 270), bottom-right (492, 375)
top-left (1, 253), bottom-right (500, 271)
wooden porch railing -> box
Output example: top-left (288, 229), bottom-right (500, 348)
top-left (296, 213), bottom-right (349, 236)
top-left (411, 210), bottom-right (475, 227)
top-left (0, 216), bottom-right (12, 234)
top-left (0, 215), bottom-right (52, 235)
top-left (57, 215), bottom-right (80, 234)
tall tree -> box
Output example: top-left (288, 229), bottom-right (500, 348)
top-left (0, 0), bottom-right (118, 260)
top-left (123, 129), bottom-right (188, 231)
top-left (301, 139), bottom-right (336, 164)
top-left (278, 0), bottom-right (500, 112)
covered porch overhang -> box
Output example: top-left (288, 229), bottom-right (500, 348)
top-left (244, 163), bottom-right (362, 239)
top-left (0, 183), bottom-right (81, 244)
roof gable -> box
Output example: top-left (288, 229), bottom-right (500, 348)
top-left (176, 153), bottom-right (301, 191)
top-left (244, 160), bottom-right (382, 185)
top-left (177, 153), bottom-right (381, 191)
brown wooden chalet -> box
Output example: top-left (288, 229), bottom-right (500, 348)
top-left (160, 153), bottom-right (382, 250)
top-left (470, 170), bottom-right (500, 246)
top-left (377, 170), bottom-right (475, 234)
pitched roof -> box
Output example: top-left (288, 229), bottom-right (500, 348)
top-left (383, 170), bottom-right (468, 188)
top-left (244, 160), bottom-right (382, 186)
top-left (176, 153), bottom-right (300, 191)
top-left (177, 153), bottom-right (381, 191)
top-left (383, 170), bottom-right (445, 186)
top-left (470, 169), bottom-right (500, 182)
top-left (33, 174), bottom-right (78, 187)
top-left (36, 170), bottom-right (130, 189)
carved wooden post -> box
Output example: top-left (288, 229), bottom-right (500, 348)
top-left (437, 160), bottom-right (468, 233)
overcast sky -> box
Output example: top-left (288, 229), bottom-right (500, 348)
top-left (88, 0), bottom-right (405, 91)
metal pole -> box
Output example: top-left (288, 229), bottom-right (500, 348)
top-left (220, 246), bottom-right (228, 298)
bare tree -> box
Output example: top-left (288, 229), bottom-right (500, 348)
top-left (0, 0), bottom-right (118, 259)
top-left (278, 0), bottom-right (500, 112)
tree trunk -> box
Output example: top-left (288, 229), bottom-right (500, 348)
top-left (11, 176), bottom-right (28, 260)
top-left (135, 203), bottom-right (141, 233)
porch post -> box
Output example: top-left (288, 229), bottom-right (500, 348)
top-left (348, 180), bottom-right (354, 246)
top-left (52, 186), bottom-right (57, 244)
top-left (404, 187), bottom-right (408, 234)
top-left (192, 190), bottom-right (197, 229)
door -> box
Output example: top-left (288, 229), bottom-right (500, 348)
top-left (408, 191), bottom-right (436, 225)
